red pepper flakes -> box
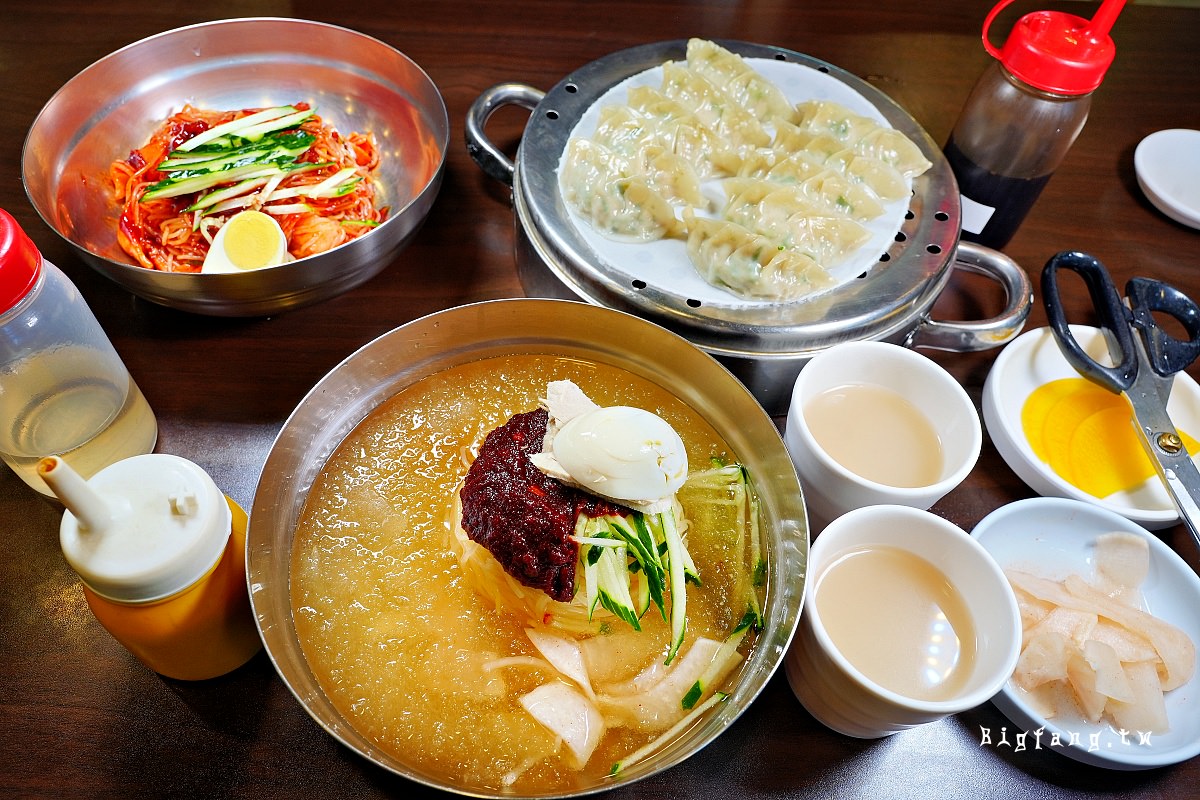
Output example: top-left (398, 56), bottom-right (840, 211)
top-left (459, 408), bottom-right (625, 602)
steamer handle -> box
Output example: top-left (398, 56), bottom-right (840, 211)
top-left (905, 241), bottom-right (1034, 352)
top-left (465, 83), bottom-right (546, 188)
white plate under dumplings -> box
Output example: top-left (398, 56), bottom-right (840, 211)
top-left (559, 57), bottom-right (916, 309)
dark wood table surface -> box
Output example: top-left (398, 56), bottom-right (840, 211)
top-left (2, 1), bottom-right (1198, 797)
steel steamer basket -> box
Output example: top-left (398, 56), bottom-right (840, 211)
top-left (467, 40), bottom-right (1032, 413)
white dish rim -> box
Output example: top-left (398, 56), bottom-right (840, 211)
top-left (1134, 128), bottom-right (1200, 230)
top-left (972, 496), bottom-right (1200, 770)
top-left (982, 324), bottom-right (1200, 529)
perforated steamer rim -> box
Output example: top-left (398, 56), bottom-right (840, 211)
top-left (512, 39), bottom-right (962, 360)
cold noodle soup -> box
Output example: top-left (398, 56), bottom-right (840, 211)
top-left (291, 354), bottom-right (764, 793)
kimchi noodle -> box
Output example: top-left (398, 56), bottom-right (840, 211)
top-left (108, 103), bottom-right (386, 272)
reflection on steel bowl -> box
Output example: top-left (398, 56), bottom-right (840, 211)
top-left (248, 299), bottom-right (808, 797)
top-left (22, 18), bottom-right (448, 316)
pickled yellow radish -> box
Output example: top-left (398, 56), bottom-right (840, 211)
top-left (1021, 377), bottom-right (1076, 460)
top-left (1021, 377), bottom-right (1199, 498)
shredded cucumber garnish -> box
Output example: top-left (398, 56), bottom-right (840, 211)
top-left (571, 506), bottom-right (692, 664)
top-left (141, 107), bottom-right (328, 209)
top-left (609, 691), bottom-right (729, 777)
top-left (659, 508), bottom-right (688, 665)
top-left (681, 607), bottom-right (760, 710)
top-left (680, 462), bottom-right (764, 627)
top-left (173, 105), bottom-right (310, 152)
top-left (569, 460), bottom-right (762, 670)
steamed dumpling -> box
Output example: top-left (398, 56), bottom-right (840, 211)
top-left (855, 128), bottom-right (933, 178)
top-left (620, 87), bottom-right (742, 178)
top-left (561, 138), bottom-right (682, 241)
top-left (801, 170), bottom-right (886, 221)
top-left (762, 150), bottom-right (828, 185)
top-left (826, 150), bottom-right (909, 202)
top-left (683, 210), bottom-right (834, 300)
top-left (685, 38), bottom-right (796, 124)
top-left (795, 99), bottom-right (882, 144)
top-left (660, 62), bottom-right (771, 153)
top-left (723, 178), bottom-right (831, 228)
top-left (721, 179), bottom-right (870, 265)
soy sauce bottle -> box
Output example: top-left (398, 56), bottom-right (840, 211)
top-left (945, 0), bottom-right (1124, 249)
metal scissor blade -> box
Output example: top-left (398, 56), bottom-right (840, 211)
top-left (1124, 346), bottom-right (1200, 550)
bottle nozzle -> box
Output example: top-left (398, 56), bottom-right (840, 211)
top-left (982, 0), bottom-right (1123, 95)
top-left (37, 456), bottom-right (113, 533)
top-left (1085, 0), bottom-right (1126, 38)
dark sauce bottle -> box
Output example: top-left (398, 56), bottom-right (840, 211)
top-left (944, 136), bottom-right (1052, 249)
top-left (946, 0), bottom-right (1124, 250)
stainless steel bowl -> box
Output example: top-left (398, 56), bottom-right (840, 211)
top-left (248, 298), bottom-right (809, 797)
top-left (22, 18), bottom-right (448, 316)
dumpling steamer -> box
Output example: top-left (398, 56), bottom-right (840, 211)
top-left (468, 40), bottom-right (1031, 413)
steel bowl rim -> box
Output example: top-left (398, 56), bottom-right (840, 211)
top-left (21, 16), bottom-right (450, 316)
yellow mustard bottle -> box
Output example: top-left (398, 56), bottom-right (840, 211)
top-left (39, 453), bottom-right (262, 680)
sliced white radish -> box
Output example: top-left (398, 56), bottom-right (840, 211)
top-left (525, 627), bottom-right (595, 699)
top-left (519, 682), bottom-right (605, 768)
top-left (596, 637), bottom-right (739, 732)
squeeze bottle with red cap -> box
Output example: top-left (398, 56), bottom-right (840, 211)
top-left (944, 0), bottom-right (1125, 249)
top-left (0, 208), bottom-right (157, 495)
top-left (38, 453), bottom-right (262, 680)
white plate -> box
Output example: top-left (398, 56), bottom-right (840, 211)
top-left (973, 496), bottom-right (1200, 770)
top-left (1134, 129), bottom-right (1200, 230)
top-left (559, 58), bottom-right (914, 309)
top-left (982, 324), bottom-right (1200, 530)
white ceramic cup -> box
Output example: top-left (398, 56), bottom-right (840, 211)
top-left (784, 341), bottom-right (982, 529)
top-left (784, 504), bottom-right (1021, 738)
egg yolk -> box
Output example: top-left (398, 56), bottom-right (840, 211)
top-left (1022, 377), bottom-right (1200, 499)
top-left (222, 210), bottom-right (285, 269)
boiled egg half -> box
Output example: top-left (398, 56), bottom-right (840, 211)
top-left (201, 210), bottom-right (291, 274)
top-left (530, 380), bottom-right (688, 513)
top-left (552, 405), bottom-right (689, 507)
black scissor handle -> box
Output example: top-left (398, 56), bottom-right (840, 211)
top-left (1126, 276), bottom-right (1200, 378)
top-left (1041, 251), bottom-right (1138, 392)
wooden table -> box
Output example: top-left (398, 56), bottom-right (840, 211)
top-left (2, 1), bottom-right (1198, 797)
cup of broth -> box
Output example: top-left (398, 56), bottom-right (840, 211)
top-left (784, 504), bottom-right (1021, 738)
top-left (784, 341), bottom-right (981, 529)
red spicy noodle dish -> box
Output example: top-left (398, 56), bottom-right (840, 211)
top-left (108, 103), bottom-right (386, 272)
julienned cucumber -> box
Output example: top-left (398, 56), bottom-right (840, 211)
top-left (174, 105), bottom-right (313, 152)
top-left (141, 107), bottom-right (319, 202)
top-left (609, 691), bottom-right (728, 777)
top-left (154, 139), bottom-right (313, 183)
top-left (142, 164), bottom-right (291, 201)
top-left (235, 108), bottom-right (316, 141)
top-left (572, 506), bottom-right (692, 665)
top-left (681, 607), bottom-right (760, 710)
top-left (158, 131), bottom-right (314, 172)
top-left (659, 508), bottom-right (688, 665)
top-left (184, 163), bottom-right (325, 213)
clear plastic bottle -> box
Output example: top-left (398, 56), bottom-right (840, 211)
top-left (0, 209), bottom-right (157, 495)
top-left (39, 453), bottom-right (262, 680)
top-left (945, 0), bottom-right (1125, 249)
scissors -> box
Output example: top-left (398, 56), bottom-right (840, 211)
top-left (1042, 250), bottom-right (1200, 550)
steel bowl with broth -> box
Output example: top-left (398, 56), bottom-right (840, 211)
top-left (22, 18), bottom-right (448, 316)
top-left (247, 299), bottom-right (809, 796)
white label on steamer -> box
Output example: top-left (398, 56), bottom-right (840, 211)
top-left (959, 193), bottom-right (996, 235)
